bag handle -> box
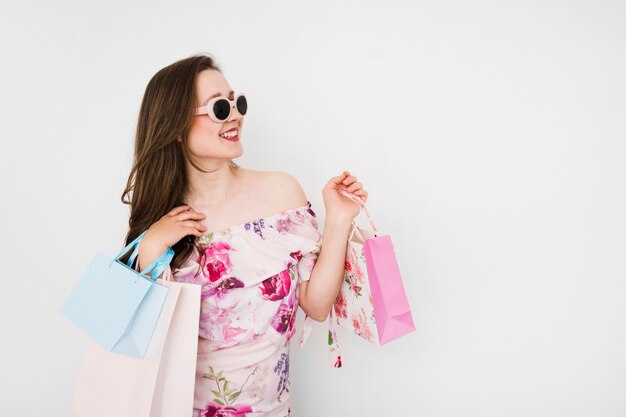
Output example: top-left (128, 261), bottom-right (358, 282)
top-left (125, 233), bottom-right (153, 270)
top-left (112, 230), bottom-right (174, 281)
top-left (338, 190), bottom-right (379, 241)
top-left (114, 230), bottom-right (147, 261)
top-left (141, 248), bottom-right (175, 281)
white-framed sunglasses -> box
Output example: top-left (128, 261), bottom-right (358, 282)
top-left (194, 93), bottom-right (248, 123)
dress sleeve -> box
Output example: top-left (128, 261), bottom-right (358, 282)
top-left (170, 245), bottom-right (204, 286)
top-left (290, 202), bottom-right (322, 284)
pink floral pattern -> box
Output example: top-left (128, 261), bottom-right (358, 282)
top-left (207, 277), bottom-right (245, 299)
top-left (351, 309), bottom-right (374, 342)
top-left (197, 241), bottom-right (235, 282)
top-left (333, 291), bottom-right (348, 319)
top-left (259, 269), bottom-right (292, 301)
top-left (202, 403), bottom-right (252, 417)
top-left (329, 238), bottom-right (379, 355)
top-left (271, 288), bottom-right (298, 338)
top-left (173, 201), bottom-right (322, 417)
top-left (199, 365), bottom-right (258, 416)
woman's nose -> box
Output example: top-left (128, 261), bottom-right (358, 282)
top-left (227, 103), bottom-right (243, 122)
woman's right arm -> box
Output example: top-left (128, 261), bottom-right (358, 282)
top-left (134, 205), bottom-right (208, 275)
top-left (136, 239), bottom-right (171, 274)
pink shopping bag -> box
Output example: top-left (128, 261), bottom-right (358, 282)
top-left (327, 191), bottom-right (415, 366)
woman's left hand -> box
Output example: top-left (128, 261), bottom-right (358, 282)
top-left (322, 170), bottom-right (368, 221)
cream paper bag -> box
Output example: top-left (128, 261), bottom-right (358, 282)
top-left (149, 266), bottom-right (201, 417)
top-left (70, 266), bottom-right (201, 417)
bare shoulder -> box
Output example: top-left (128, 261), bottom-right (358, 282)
top-left (255, 170), bottom-right (309, 211)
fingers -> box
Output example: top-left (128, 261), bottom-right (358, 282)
top-left (332, 171), bottom-right (366, 197)
top-left (345, 181), bottom-right (362, 192)
top-left (175, 210), bottom-right (206, 222)
top-left (183, 222), bottom-right (207, 237)
top-left (343, 173), bottom-right (367, 199)
top-left (331, 172), bottom-right (350, 185)
top-left (330, 172), bottom-right (368, 201)
top-left (168, 205), bottom-right (193, 216)
top-left (342, 174), bottom-right (358, 186)
top-left (170, 207), bottom-right (207, 236)
top-left (331, 171), bottom-right (358, 186)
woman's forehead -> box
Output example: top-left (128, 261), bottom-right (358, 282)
top-left (197, 69), bottom-right (232, 103)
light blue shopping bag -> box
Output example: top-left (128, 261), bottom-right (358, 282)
top-left (60, 230), bottom-right (175, 358)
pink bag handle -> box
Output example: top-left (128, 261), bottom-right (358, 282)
top-left (338, 190), bottom-right (379, 240)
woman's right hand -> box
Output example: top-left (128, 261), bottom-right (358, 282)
top-left (134, 205), bottom-right (207, 273)
top-left (143, 205), bottom-right (208, 250)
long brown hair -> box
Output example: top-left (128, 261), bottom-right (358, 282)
top-left (120, 53), bottom-right (241, 272)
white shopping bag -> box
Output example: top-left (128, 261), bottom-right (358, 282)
top-left (150, 266), bottom-right (201, 417)
top-left (70, 266), bottom-right (201, 417)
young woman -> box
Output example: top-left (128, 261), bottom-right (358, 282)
top-left (121, 53), bottom-right (368, 417)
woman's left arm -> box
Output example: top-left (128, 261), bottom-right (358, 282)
top-left (299, 170), bottom-right (368, 321)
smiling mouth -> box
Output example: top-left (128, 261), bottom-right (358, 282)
top-left (219, 128), bottom-right (239, 140)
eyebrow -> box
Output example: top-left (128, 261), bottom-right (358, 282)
top-left (202, 90), bottom-right (234, 105)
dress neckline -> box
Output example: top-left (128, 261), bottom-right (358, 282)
top-left (196, 200), bottom-right (313, 238)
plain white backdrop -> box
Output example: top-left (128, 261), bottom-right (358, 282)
top-left (1, 0), bottom-right (624, 416)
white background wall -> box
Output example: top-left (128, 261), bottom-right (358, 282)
top-left (1, 1), bottom-right (624, 416)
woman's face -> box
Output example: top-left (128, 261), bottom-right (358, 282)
top-left (182, 69), bottom-right (244, 163)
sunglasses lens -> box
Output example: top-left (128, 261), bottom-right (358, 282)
top-left (212, 99), bottom-right (231, 121)
top-left (236, 95), bottom-right (248, 116)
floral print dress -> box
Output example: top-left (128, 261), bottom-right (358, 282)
top-left (171, 201), bottom-right (322, 417)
